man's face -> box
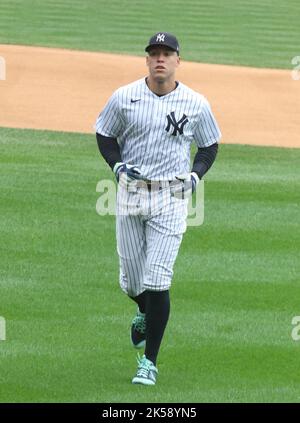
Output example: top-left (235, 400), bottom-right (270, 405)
top-left (146, 46), bottom-right (180, 82)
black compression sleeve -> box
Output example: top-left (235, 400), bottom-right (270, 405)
top-left (96, 133), bottom-right (122, 170)
top-left (191, 142), bottom-right (219, 179)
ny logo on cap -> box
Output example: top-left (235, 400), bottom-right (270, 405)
top-left (156, 33), bottom-right (165, 43)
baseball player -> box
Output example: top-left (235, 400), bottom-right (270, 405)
top-left (95, 32), bottom-right (221, 386)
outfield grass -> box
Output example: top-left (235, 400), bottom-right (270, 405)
top-left (0, 0), bottom-right (299, 69)
top-left (0, 127), bottom-right (299, 402)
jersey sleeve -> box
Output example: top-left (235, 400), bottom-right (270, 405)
top-left (95, 90), bottom-right (125, 138)
top-left (193, 97), bottom-right (221, 147)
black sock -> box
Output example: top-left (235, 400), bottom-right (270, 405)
top-left (145, 290), bottom-right (170, 366)
top-left (129, 291), bottom-right (146, 314)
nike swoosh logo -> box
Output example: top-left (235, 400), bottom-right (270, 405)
top-left (131, 99), bottom-right (141, 103)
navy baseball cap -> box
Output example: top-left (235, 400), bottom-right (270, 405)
top-left (145, 32), bottom-right (180, 54)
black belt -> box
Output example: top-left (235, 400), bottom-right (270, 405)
top-left (136, 180), bottom-right (177, 191)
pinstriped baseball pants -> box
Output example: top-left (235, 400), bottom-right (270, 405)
top-left (116, 183), bottom-right (188, 297)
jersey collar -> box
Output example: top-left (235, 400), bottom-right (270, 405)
top-left (144, 77), bottom-right (180, 99)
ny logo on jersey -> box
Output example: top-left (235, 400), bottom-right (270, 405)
top-left (165, 112), bottom-right (189, 136)
top-left (156, 33), bottom-right (165, 43)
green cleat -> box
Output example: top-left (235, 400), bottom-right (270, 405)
top-left (131, 309), bottom-right (146, 349)
top-left (132, 354), bottom-right (158, 386)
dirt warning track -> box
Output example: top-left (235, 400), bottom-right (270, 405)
top-left (0, 44), bottom-right (299, 148)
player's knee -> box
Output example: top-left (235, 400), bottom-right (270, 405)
top-left (119, 272), bottom-right (142, 297)
top-left (149, 263), bottom-right (172, 280)
top-left (145, 264), bottom-right (172, 290)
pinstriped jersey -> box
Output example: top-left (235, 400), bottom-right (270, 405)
top-left (95, 77), bottom-right (221, 180)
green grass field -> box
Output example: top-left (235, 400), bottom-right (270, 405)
top-left (0, 0), bottom-right (299, 68)
top-left (1, 127), bottom-right (300, 402)
top-left (1, 0), bottom-right (300, 404)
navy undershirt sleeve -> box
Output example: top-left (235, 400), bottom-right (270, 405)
top-left (191, 142), bottom-right (219, 179)
top-left (96, 132), bottom-right (121, 170)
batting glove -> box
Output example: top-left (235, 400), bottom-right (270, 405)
top-left (171, 172), bottom-right (199, 199)
top-left (113, 162), bottom-right (145, 184)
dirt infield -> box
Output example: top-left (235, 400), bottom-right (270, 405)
top-left (0, 44), bottom-right (299, 148)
